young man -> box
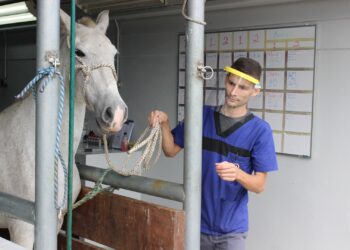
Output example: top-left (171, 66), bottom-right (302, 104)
top-left (148, 57), bottom-right (278, 250)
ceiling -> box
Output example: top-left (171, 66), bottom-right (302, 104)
top-left (73, 0), bottom-right (321, 19)
top-left (0, 0), bottom-right (322, 20)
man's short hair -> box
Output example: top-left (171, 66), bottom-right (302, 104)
top-left (230, 57), bottom-right (262, 81)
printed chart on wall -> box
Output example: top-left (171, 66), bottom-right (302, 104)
top-left (177, 25), bottom-right (316, 157)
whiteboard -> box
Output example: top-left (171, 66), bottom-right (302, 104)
top-left (177, 106), bottom-right (185, 122)
top-left (249, 30), bottom-right (265, 49)
top-left (206, 33), bottom-right (219, 51)
top-left (248, 93), bottom-right (263, 109)
top-left (219, 32), bottom-right (233, 50)
top-left (177, 25), bottom-right (316, 157)
top-left (285, 114), bottom-right (312, 133)
top-left (266, 71), bottom-right (285, 90)
top-left (178, 71), bottom-right (185, 87)
top-left (206, 72), bottom-right (217, 88)
top-left (287, 70), bottom-right (314, 90)
top-left (219, 52), bottom-right (232, 69)
top-left (233, 51), bottom-right (248, 62)
top-left (178, 88), bottom-right (185, 105)
top-left (266, 50), bottom-right (285, 68)
top-left (283, 133), bottom-right (311, 156)
top-left (218, 89), bottom-right (226, 105)
top-left (179, 35), bottom-right (186, 52)
top-left (265, 92), bottom-right (284, 111)
top-left (233, 31), bottom-right (248, 50)
top-left (179, 54), bottom-right (185, 69)
top-left (273, 132), bottom-right (283, 152)
top-left (266, 26), bottom-right (315, 40)
top-left (265, 112), bottom-right (283, 131)
top-left (206, 53), bottom-right (218, 69)
top-left (218, 71), bottom-right (226, 88)
top-left (249, 51), bottom-right (265, 68)
top-left (205, 89), bottom-right (217, 106)
top-left (286, 93), bottom-right (313, 112)
top-left (287, 50), bottom-right (314, 68)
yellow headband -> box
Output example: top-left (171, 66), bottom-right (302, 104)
top-left (224, 66), bottom-right (260, 85)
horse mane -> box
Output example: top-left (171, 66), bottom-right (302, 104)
top-left (78, 16), bottom-right (96, 28)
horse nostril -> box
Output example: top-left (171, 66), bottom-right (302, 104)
top-left (102, 107), bottom-right (114, 124)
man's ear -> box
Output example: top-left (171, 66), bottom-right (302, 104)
top-left (251, 87), bottom-right (261, 97)
top-left (96, 10), bottom-right (109, 34)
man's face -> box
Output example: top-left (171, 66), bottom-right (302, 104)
top-left (224, 74), bottom-right (260, 109)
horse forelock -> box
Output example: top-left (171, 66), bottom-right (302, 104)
top-left (78, 16), bottom-right (96, 28)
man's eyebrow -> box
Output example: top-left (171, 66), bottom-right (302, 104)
top-left (227, 79), bottom-right (237, 84)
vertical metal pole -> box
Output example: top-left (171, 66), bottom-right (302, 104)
top-left (184, 0), bottom-right (205, 250)
top-left (67, 1), bottom-right (76, 249)
top-left (35, 0), bottom-right (60, 249)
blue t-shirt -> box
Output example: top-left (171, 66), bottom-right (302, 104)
top-left (172, 105), bottom-right (278, 235)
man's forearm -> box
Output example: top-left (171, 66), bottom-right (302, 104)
top-left (237, 171), bottom-right (267, 193)
top-left (160, 122), bottom-right (181, 157)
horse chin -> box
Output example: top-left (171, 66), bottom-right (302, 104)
top-left (95, 119), bottom-right (122, 135)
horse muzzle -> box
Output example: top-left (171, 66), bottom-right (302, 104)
top-left (97, 105), bottom-right (128, 134)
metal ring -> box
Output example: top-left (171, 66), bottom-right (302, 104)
top-left (198, 65), bottom-right (214, 80)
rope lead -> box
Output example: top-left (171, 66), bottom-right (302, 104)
top-left (64, 123), bottom-right (162, 213)
top-left (15, 63), bottom-right (68, 213)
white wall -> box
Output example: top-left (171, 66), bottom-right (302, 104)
top-left (118, 1), bottom-right (350, 249)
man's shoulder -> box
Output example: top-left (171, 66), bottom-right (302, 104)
top-left (202, 105), bottom-right (218, 116)
top-left (250, 114), bottom-right (272, 129)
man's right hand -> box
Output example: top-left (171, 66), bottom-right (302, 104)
top-left (148, 110), bottom-right (169, 128)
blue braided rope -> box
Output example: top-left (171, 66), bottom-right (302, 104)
top-left (15, 66), bottom-right (68, 211)
top-left (54, 72), bottom-right (68, 211)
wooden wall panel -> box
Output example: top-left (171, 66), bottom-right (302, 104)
top-left (59, 187), bottom-right (184, 250)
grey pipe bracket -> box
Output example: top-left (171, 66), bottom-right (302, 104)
top-left (45, 51), bottom-right (61, 69)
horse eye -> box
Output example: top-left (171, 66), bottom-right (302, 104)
top-left (75, 49), bottom-right (85, 57)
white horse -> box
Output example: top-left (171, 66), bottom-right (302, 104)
top-left (0, 10), bottom-right (127, 249)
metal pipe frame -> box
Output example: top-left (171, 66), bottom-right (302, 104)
top-left (35, 0), bottom-right (60, 249)
top-left (77, 163), bottom-right (185, 202)
top-left (0, 192), bottom-right (35, 225)
top-left (0, 2), bottom-right (205, 250)
top-left (184, 0), bottom-right (205, 249)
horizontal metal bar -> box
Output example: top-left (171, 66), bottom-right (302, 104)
top-left (0, 192), bottom-right (35, 224)
top-left (77, 163), bottom-right (185, 203)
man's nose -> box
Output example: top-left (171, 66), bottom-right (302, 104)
top-left (230, 85), bottom-right (239, 95)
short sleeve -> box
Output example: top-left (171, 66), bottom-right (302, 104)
top-left (171, 121), bottom-right (185, 148)
top-left (251, 124), bottom-right (278, 172)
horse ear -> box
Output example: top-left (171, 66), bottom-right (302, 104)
top-left (96, 10), bottom-right (109, 34)
top-left (60, 9), bottom-right (71, 35)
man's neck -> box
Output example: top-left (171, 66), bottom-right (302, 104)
top-left (221, 104), bottom-right (248, 118)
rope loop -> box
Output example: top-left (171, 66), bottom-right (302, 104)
top-left (103, 123), bottom-right (162, 176)
top-left (68, 124), bottom-right (162, 212)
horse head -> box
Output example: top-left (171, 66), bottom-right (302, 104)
top-left (60, 10), bottom-right (127, 134)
